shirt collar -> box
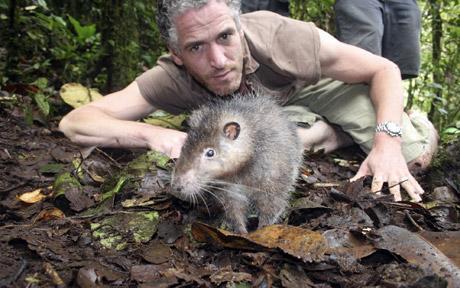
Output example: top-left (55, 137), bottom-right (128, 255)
top-left (242, 32), bottom-right (259, 75)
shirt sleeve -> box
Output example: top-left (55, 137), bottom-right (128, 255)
top-left (135, 56), bottom-right (205, 115)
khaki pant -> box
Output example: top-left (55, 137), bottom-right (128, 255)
top-left (283, 78), bottom-right (429, 162)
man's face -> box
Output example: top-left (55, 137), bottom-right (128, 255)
top-left (170, 0), bottom-right (245, 96)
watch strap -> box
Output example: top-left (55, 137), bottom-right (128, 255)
top-left (375, 121), bottom-right (402, 137)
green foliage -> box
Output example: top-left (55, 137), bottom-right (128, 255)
top-left (290, 0), bottom-right (335, 32)
top-left (410, 0), bottom-right (460, 141)
top-left (32, 77), bottom-right (51, 117)
top-left (0, 0), bottom-right (458, 142)
top-left (0, 1), bottom-right (102, 86)
top-left (0, 0), bottom-right (166, 93)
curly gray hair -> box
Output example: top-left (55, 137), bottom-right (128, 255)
top-left (156, 0), bottom-right (242, 52)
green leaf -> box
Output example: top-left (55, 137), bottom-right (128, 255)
top-left (39, 163), bottom-right (65, 174)
top-left (59, 83), bottom-right (103, 108)
top-left (53, 16), bottom-right (67, 28)
top-left (23, 103), bottom-right (33, 126)
top-left (143, 112), bottom-right (187, 130)
top-left (127, 150), bottom-right (171, 175)
top-left (68, 15), bottom-right (97, 43)
top-left (32, 77), bottom-right (48, 89)
top-left (53, 172), bottom-right (82, 198)
top-left (91, 211), bottom-right (160, 250)
top-left (34, 93), bottom-right (50, 117)
top-left (36, 0), bottom-right (48, 10)
top-left (443, 127), bottom-right (460, 134)
top-left (101, 175), bottom-right (129, 202)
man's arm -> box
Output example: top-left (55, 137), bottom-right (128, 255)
top-left (59, 81), bottom-right (187, 158)
top-left (317, 28), bottom-right (424, 201)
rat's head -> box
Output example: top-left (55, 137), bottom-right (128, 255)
top-left (171, 107), bottom-right (253, 199)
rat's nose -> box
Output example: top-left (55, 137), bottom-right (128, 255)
top-left (172, 182), bottom-right (183, 193)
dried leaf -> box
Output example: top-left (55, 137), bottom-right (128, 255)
top-left (249, 225), bottom-right (327, 262)
top-left (191, 222), bottom-right (327, 262)
top-left (17, 188), bottom-right (49, 203)
top-left (209, 270), bottom-right (252, 285)
top-left (141, 241), bottom-right (172, 264)
top-left (280, 264), bottom-right (315, 288)
top-left (43, 262), bottom-right (65, 287)
top-left (33, 208), bottom-right (65, 222)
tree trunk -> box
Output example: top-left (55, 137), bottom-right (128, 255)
top-left (428, 0), bottom-right (443, 120)
top-left (5, 0), bottom-right (18, 82)
top-left (406, 79), bottom-right (414, 110)
top-left (100, 0), bottom-right (140, 92)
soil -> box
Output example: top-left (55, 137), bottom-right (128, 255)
top-left (0, 103), bottom-right (459, 288)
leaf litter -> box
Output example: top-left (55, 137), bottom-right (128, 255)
top-left (0, 104), bottom-right (460, 287)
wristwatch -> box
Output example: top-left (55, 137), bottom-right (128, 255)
top-left (375, 121), bottom-right (402, 137)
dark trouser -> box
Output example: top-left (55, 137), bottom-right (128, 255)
top-left (334, 0), bottom-right (421, 79)
top-left (241, 0), bottom-right (290, 17)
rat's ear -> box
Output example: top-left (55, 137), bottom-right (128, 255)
top-left (223, 122), bottom-right (240, 140)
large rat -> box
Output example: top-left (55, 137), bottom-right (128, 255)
top-left (171, 94), bottom-right (303, 233)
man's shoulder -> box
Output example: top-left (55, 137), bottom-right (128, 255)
top-left (241, 10), bottom-right (284, 30)
top-left (241, 12), bottom-right (321, 83)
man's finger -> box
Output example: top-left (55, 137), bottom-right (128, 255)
top-left (410, 177), bottom-right (425, 195)
top-left (350, 163), bottom-right (370, 182)
top-left (371, 176), bottom-right (384, 193)
top-left (401, 180), bottom-right (422, 202)
top-left (350, 173), bottom-right (364, 182)
top-left (389, 180), bottom-right (402, 201)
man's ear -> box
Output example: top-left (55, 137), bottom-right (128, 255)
top-left (169, 48), bottom-right (184, 66)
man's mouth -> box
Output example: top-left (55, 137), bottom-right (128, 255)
top-left (213, 70), bottom-right (231, 79)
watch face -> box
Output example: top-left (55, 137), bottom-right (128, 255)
top-left (386, 122), bottom-right (401, 134)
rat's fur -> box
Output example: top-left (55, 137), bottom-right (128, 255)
top-left (171, 94), bottom-right (302, 233)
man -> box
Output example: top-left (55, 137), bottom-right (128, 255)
top-left (59, 0), bottom-right (437, 202)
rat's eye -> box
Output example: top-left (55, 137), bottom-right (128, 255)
top-left (204, 148), bottom-right (215, 158)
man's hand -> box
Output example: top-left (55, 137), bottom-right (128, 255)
top-left (350, 136), bottom-right (424, 202)
top-left (147, 129), bottom-right (187, 159)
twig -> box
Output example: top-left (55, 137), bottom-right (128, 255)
top-left (0, 258), bottom-right (27, 286)
top-left (95, 147), bottom-right (122, 168)
top-left (374, 179), bottom-right (409, 194)
top-left (0, 181), bottom-right (28, 193)
top-left (313, 182), bottom-right (341, 188)
top-left (68, 210), bottom-right (141, 220)
top-left (405, 210), bottom-right (425, 232)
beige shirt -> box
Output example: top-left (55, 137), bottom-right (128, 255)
top-left (135, 11), bottom-right (321, 114)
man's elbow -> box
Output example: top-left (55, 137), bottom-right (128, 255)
top-left (381, 57), bottom-right (401, 76)
top-left (59, 113), bottom-right (78, 142)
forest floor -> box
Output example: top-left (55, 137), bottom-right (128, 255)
top-left (0, 98), bottom-right (460, 287)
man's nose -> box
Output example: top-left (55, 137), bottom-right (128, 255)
top-left (208, 44), bottom-right (226, 69)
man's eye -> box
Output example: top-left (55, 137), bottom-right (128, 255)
top-left (190, 45), bottom-right (201, 52)
top-left (220, 33), bottom-right (232, 41)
